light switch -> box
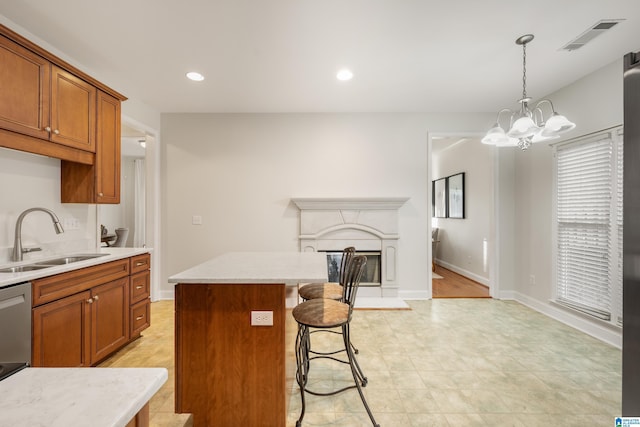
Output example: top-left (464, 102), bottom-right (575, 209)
top-left (192, 215), bottom-right (202, 225)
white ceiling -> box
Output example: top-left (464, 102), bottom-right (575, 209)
top-left (1, 1), bottom-right (639, 114)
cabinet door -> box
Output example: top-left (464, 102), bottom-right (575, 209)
top-left (95, 90), bottom-right (121, 204)
top-left (91, 277), bottom-right (130, 364)
top-left (32, 291), bottom-right (91, 367)
top-left (0, 35), bottom-right (50, 140)
top-left (50, 65), bottom-right (96, 152)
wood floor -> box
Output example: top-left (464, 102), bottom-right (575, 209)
top-left (432, 265), bottom-right (490, 298)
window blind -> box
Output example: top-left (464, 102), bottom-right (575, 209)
top-left (554, 128), bottom-right (623, 325)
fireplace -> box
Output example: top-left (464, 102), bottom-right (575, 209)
top-left (323, 250), bottom-right (381, 287)
top-left (292, 197), bottom-right (409, 298)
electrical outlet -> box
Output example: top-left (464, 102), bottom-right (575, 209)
top-left (61, 217), bottom-right (80, 230)
top-left (251, 311), bottom-right (273, 326)
top-left (192, 215), bottom-right (202, 225)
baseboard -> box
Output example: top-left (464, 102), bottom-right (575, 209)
top-left (157, 289), bottom-right (175, 301)
top-left (434, 259), bottom-right (490, 287)
top-left (507, 291), bottom-right (622, 349)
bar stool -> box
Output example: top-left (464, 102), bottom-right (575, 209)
top-left (298, 246), bottom-right (364, 380)
top-left (293, 255), bottom-right (379, 427)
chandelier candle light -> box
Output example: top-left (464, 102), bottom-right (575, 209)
top-left (482, 34), bottom-right (576, 150)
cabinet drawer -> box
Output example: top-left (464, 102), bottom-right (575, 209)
top-left (32, 259), bottom-right (129, 307)
top-left (130, 299), bottom-right (150, 337)
top-left (130, 253), bottom-right (150, 275)
top-left (130, 270), bottom-right (150, 304)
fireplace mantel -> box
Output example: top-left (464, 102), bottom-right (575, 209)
top-left (292, 197), bottom-right (409, 298)
top-left (292, 197), bottom-right (409, 211)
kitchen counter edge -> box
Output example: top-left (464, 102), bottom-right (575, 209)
top-left (0, 247), bottom-right (152, 288)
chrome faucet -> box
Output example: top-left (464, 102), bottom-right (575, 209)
top-left (12, 208), bottom-right (65, 262)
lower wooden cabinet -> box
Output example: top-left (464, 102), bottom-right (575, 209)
top-left (32, 290), bottom-right (91, 367)
top-left (31, 254), bottom-right (151, 367)
top-left (91, 277), bottom-right (130, 363)
top-left (32, 277), bottom-right (129, 367)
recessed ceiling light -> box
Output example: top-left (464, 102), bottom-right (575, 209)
top-left (336, 69), bottom-right (353, 81)
top-left (186, 71), bottom-right (205, 81)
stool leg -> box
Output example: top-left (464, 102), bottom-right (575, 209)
top-left (343, 324), bottom-right (380, 427)
top-left (295, 324), bottom-right (310, 427)
top-left (349, 340), bottom-right (368, 387)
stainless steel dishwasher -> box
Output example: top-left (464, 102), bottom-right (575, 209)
top-left (0, 282), bottom-right (32, 364)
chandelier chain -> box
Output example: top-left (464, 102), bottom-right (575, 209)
top-left (522, 42), bottom-right (527, 100)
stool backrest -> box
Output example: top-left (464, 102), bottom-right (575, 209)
top-left (342, 255), bottom-right (367, 317)
top-left (338, 246), bottom-right (356, 286)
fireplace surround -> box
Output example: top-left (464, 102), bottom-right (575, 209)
top-left (292, 197), bottom-right (409, 298)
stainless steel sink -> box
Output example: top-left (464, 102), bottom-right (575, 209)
top-left (0, 265), bottom-right (51, 273)
top-left (35, 254), bottom-right (109, 266)
top-left (0, 254), bottom-right (110, 274)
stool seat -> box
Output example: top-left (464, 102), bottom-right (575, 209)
top-left (292, 298), bottom-right (349, 328)
top-left (298, 282), bottom-right (343, 300)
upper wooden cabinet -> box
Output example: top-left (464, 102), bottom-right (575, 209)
top-left (0, 24), bottom-right (126, 203)
top-left (0, 35), bottom-right (50, 141)
top-left (50, 65), bottom-right (97, 152)
top-left (61, 90), bottom-right (121, 203)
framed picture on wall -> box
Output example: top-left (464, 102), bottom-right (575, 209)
top-left (432, 178), bottom-right (447, 218)
top-left (447, 172), bottom-right (465, 219)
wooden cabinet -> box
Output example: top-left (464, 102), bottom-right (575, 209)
top-left (50, 65), bottom-right (96, 152)
top-left (31, 254), bottom-right (150, 367)
top-left (0, 24), bottom-right (126, 203)
top-left (32, 290), bottom-right (91, 367)
top-left (130, 253), bottom-right (151, 337)
top-left (0, 34), bottom-right (50, 141)
top-left (91, 277), bottom-right (130, 363)
top-left (61, 90), bottom-right (121, 204)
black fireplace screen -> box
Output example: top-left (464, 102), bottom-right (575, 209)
top-left (324, 251), bottom-right (381, 286)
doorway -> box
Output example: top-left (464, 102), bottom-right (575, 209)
top-left (429, 133), bottom-right (495, 298)
top-left (99, 124), bottom-right (146, 247)
top-left (97, 117), bottom-right (161, 301)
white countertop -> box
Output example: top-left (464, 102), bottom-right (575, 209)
top-left (168, 251), bottom-right (328, 285)
top-left (0, 367), bottom-right (167, 427)
top-left (0, 247), bottom-right (151, 288)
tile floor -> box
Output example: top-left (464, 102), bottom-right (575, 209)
top-left (104, 298), bottom-right (622, 427)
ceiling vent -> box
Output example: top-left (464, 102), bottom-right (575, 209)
top-left (561, 19), bottom-right (624, 51)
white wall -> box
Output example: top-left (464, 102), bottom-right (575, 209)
top-left (508, 59), bottom-right (624, 346)
top-left (160, 112), bottom-right (492, 299)
top-left (432, 140), bottom-right (493, 285)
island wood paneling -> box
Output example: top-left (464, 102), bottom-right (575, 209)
top-left (175, 283), bottom-right (286, 427)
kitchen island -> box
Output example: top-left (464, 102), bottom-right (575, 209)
top-left (169, 252), bottom-right (327, 427)
top-left (0, 367), bottom-right (167, 427)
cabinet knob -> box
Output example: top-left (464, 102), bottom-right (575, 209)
top-left (86, 298), bottom-right (93, 304)
top-left (44, 126), bottom-right (51, 132)
top-left (136, 315), bottom-right (144, 321)
top-left (98, 192), bottom-right (104, 197)
top-left (53, 129), bottom-right (60, 135)
top-left (136, 285), bottom-right (143, 290)
top-left (93, 295), bottom-right (99, 301)
top-left (135, 261), bottom-right (146, 267)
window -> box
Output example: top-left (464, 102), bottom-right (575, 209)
top-left (553, 127), bottom-right (623, 326)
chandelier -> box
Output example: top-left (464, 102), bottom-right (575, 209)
top-left (482, 34), bottom-right (575, 150)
